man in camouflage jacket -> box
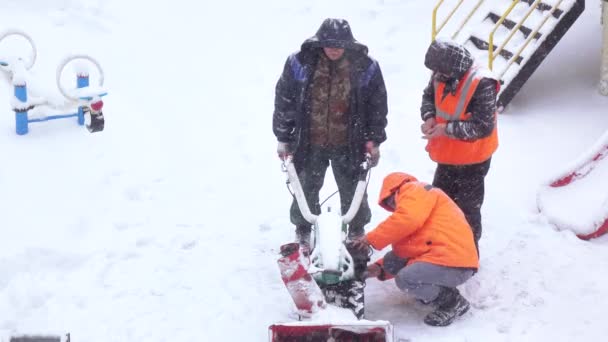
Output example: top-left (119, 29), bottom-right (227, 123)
top-left (272, 18), bottom-right (388, 268)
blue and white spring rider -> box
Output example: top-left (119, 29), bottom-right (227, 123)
top-left (0, 29), bottom-right (108, 135)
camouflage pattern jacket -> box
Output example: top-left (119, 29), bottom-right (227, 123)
top-left (273, 19), bottom-right (388, 168)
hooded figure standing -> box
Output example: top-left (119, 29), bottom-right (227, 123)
top-left (272, 19), bottom-right (388, 275)
top-left (420, 39), bottom-right (499, 254)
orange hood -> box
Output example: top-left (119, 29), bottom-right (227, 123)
top-left (378, 172), bottom-right (418, 211)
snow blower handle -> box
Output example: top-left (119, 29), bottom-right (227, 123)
top-left (283, 157), bottom-right (318, 225)
top-left (360, 152), bottom-right (373, 175)
top-left (342, 154), bottom-right (372, 225)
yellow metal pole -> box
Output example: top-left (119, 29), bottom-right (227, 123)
top-left (489, 0), bottom-right (521, 70)
top-left (500, 0), bottom-right (565, 78)
top-left (452, 0), bottom-right (485, 40)
top-left (601, 0), bottom-right (608, 95)
top-left (432, 0), bottom-right (446, 41)
top-left (437, 0), bottom-right (465, 36)
top-left (493, 0), bottom-right (542, 61)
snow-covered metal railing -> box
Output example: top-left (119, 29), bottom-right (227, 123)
top-left (489, 0), bottom-right (566, 78)
top-left (498, 0), bottom-right (565, 78)
top-left (600, 0), bottom-right (608, 95)
top-left (0, 30), bottom-right (107, 135)
top-left (488, 0), bottom-right (525, 71)
top-left (432, 0), bottom-right (465, 41)
top-left (432, 0), bottom-right (485, 41)
top-left (451, 0), bottom-right (485, 40)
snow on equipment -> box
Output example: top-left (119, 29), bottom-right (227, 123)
top-left (277, 242), bottom-right (327, 316)
top-left (0, 29), bottom-right (107, 135)
top-left (269, 322), bottom-right (392, 341)
top-left (270, 156), bottom-right (394, 341)
top-left (537, 130), bottom-right (608, 240)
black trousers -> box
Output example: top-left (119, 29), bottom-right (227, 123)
top-left (290, 145), bottom-right (371, 234)
top-left (432, 158), bottom-right (491, 250)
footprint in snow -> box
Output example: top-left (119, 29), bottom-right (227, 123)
top-left (259, 223), bottom-right (272, 232)
top-left (181, 240), bottom-right (197, 250)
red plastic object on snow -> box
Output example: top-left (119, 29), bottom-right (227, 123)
top-left (90, 100), bottom-right (104, 112)
top-left (269, 323), bottom-right (390, 341)
top-left (538, 133), bottom-right (608, 240)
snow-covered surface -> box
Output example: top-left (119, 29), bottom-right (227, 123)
top-left (0, 1), bottom-right (607, 342)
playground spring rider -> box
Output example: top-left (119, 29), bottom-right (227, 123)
top-left (0, 30), bottom-right (107, 134)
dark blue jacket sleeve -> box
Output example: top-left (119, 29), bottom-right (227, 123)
top-left (364, 62), bottom-right (388, 144)
top-left (273, 56), bottom-right (298, 143)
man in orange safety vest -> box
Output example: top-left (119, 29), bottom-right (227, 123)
top-left (419, 39), bottom-right (499, 255)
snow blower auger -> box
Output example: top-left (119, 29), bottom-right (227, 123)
top-left (269, 156), bottom-right (393, 342)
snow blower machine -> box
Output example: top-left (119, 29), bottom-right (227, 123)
top-left (269, 156), bottom-right (393, 341)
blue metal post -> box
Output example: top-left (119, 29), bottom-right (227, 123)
top-left (76, 74), bottom-right (89, 125)
top-left (14, 84), bottom-right (29, 135)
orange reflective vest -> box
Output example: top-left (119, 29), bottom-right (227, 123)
top-left (426, 68), bottom-right (498, 165)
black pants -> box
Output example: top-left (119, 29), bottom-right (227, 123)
top-left (432, 158), bottom-right (491, 250)
top-left (290, 146), bottom-right (371, 234)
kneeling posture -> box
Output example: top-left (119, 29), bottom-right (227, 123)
top-left (351, 172), bottom-right (478, 326)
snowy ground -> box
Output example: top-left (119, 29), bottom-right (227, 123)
top-left (0, 1), bottom-right (607, 341)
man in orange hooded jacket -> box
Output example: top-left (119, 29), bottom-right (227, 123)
top-left (351, 172), bottom-right (478, 327)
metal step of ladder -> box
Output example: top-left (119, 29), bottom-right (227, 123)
top-left (520, 0), bottom-right (564, 17)
top-left (468, 35), bottom-right (524, 65)
top-left (486, 12), bottom-right (542, 40)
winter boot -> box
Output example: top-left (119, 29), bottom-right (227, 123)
top-left (295, 225), bottom-right (312, 254)
top-left (423, 287), bottom-right (470, 327)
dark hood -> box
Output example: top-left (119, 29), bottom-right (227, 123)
top-left (424, 39), bottom-right (473, 80)
top-left (301, 18), bottom-right (368, 55)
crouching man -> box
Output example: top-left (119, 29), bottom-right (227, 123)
top-left (350, 172), bottom-right (478, 326)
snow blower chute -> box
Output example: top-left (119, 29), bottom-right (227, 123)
top-left (269, 156), bottom-right (393, 342)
